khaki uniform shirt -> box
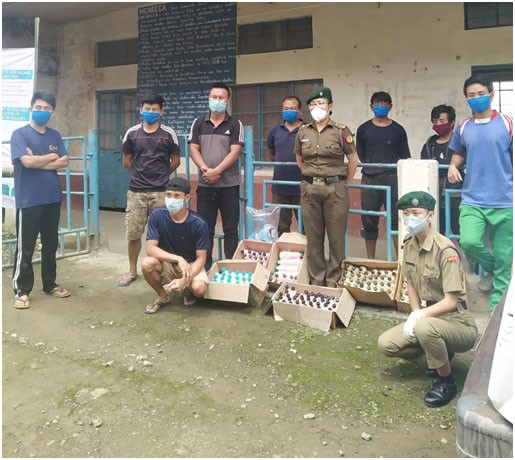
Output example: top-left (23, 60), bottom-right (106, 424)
top-left (294, 119), bottom-right (356, 177)
top-left (402, 225), bottom-right (466, 305)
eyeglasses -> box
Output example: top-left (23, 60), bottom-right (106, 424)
top-left (308, 101), bottom-right (329, 109)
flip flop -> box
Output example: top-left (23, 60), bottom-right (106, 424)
top-left (43, 286), bottom-right (71, 298)
top-left (183, 291), bottom-right (197, 307)
top-left (14, 295), bottom-right (30, 309)
top-left (143, 300), bottom-right (169, 315)
top-left (117, 274), bottom-right (140, 287)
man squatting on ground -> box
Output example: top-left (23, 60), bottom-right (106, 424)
top-left (378, 191), bottom-right (478, 408)
top-left (141, 177), bottom-right (210, 314)
top-left (448, 74), bottom-right (513, 313)
top-left (118, 94), bottom-right (180, 287)
top-left (10, 91), bottom-right (71, 309)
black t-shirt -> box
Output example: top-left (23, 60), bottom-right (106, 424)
top-left (122, 123), bottom-right (180, 192)
top-left (356, 120), bottom-right (411, 175)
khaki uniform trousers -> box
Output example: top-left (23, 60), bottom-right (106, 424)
top-left (300, 180), bottom-right (348, 287)
top-left (377, 310), bottom-right (478, 369)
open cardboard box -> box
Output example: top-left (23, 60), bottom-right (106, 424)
top-left (338, 259), bottom-right (400, 308)
top-left (267, 238), bottom-right (308, 289)
top-left (232, 239), bottom-right (273, 266)
top-left (395, 276), bottom-right (411, 313)
top-left (205, 260), bottom-right (270, 308)
top-left (272, 282), bottom-right (355, 332)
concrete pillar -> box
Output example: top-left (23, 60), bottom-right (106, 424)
top-left (397, 159), bottom-right (439, 259)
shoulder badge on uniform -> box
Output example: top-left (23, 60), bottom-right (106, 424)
top-left (334, 122), bottom-right (347, 129)
top-left (446, 255), bottom-right (460, 262)
top-left (345, 134), bottom-right (353, 144)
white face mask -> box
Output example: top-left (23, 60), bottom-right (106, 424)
top-left (165, 197), bottom-right (184, 215)
top-left (310, 106), bottom-right (328, 123)
top-left (404, 214), bottom-right (431, 235)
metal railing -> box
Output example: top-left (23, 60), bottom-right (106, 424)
top-left (2, 132), bottom-right (99, 268)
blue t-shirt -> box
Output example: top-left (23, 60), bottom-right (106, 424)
top-left (267, 122), bottom-right (302, 196)
top-left (146, 208), bottom-right (210, 262)
top-left (10, 124), bottom-right (68, 209)
top-left (449, 111), bottom-right (513, 208)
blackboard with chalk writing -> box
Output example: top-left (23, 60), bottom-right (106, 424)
top-left (137, 2), bottom-right (237, 137)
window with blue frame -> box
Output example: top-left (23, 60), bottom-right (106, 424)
top-left (231, 80), bottom-right (323, 162)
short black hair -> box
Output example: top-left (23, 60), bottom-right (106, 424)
top-left (463, 75), bottom-right (494, 96)
top-left (31, 91), bottom-right (56, 109)
top-left (166, 177), bottom-right (190, 194)
top-left (140, 93), bottom-right (164, 109)
top-left (430, 104), bottom-right (456, 123)
top-left (210, 82), bottom-right (231, 98)
top-left (370, 91), bottom-right (392, 105)
top-left (281, 96), bottom-right (302, 109)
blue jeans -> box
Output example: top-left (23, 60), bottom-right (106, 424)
top-left (196, 185), bottom-right (240, 270)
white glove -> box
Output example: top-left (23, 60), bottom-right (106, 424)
top-left (403, 309), bottom-right (425, 339)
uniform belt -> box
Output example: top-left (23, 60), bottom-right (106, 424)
top-left (426, 300), bottom-right (468, 310)
top-left (302, 175), bottom-right (347, 185)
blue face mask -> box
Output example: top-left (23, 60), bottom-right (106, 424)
top-left (467, 95), bottom-right (491, 114)
top-left (373, 105), bottom-right (389, 118)
top-left (165, 197), bottom-right (184, 215)
top-left (283, 110), bottom-right (299, 123)
top-left (31, 110), bottom-right (52, 126)
top-left (404, 214), bottom-right (430, 235)
top-left (209, 100), bottom-right (227, 115)
top-left (141, 111), bottom-right (160, 124)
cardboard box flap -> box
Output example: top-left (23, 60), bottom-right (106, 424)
top-left (276, 232), bottom-right (307, 244)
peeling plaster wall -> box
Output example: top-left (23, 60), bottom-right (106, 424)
top-left (7, 2), bottom-right (511, 157)
top-left (237, 2), bottom-right (512, 154)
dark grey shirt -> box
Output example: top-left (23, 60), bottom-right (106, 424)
top-left (188, 113), bottom-right (244, 188)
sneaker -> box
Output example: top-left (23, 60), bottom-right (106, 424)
top-left (424, 379), bottom-right (458, 408)
top-left (478, 274), bottom-right (493, 292)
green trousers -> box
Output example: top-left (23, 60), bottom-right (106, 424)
top-left (459, 205), bottom-right (513, 312)
top-left (377, 311), bottom-right (478, 370)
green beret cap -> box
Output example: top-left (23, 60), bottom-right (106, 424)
top-left (396, 191), bottom-right (436, 211)
top-left (306, 87), bottom-right (333, 104)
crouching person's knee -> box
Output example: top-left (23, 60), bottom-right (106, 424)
top-left (378, 330), bottom-right (399, 358)
top-left (141, 256), bottom-right (160, 274)
top-left (190, 279), bottom-right (207, 299)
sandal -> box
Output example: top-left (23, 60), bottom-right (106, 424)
top-left (117, 274), bottom-right (140, 287)
top-left (44, 286), bottom-right (71, 298)
top-left (14, 295), bottom-right (30, 309)
top-left (144, 299), bottom-right (169, 315)
top-left (183, 290), bottom-right (197, 307)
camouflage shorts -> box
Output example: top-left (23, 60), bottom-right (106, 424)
top-left (125, 190), bottom-right (165, 240)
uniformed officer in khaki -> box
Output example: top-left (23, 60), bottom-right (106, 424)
top-left (377, 191), bottom-right (478, 408)
top-left (294, 87), bottom-right (359, 287)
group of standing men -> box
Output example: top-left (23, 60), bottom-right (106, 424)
top-left (10, 76), bottom-right (512, 318)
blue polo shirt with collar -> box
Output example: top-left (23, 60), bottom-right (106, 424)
top-left (267, 121), bottom-right (302, 196)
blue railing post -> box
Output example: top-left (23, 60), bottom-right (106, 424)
top-left (88, 129), bottom-right (100, 244)
top-left (244, 125), bottom-right (255, 238)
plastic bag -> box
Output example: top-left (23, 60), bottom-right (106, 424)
top-left (245, 206), bottom-right (280, 242)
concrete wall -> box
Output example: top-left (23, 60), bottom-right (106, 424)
top-left (4, 2), bottom-right (512, 153)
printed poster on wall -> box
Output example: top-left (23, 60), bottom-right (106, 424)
top-left (2, 47), bottom-right (35, 209)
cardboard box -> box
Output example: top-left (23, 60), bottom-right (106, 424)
top-left (267, 240), bottom-right (308, 289)
top-left (272, 282), bottom-right (356, 332)
top-left (338, 259), bottom-right (399, 308)
top-left (205, 260), bottom-right (270, 308)
top-left (232, 239), bottom-right (273, 266)
top-left (276, 232), bottom-right (306, 244)
top-left (395, 276), bottom-right (411, 313)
